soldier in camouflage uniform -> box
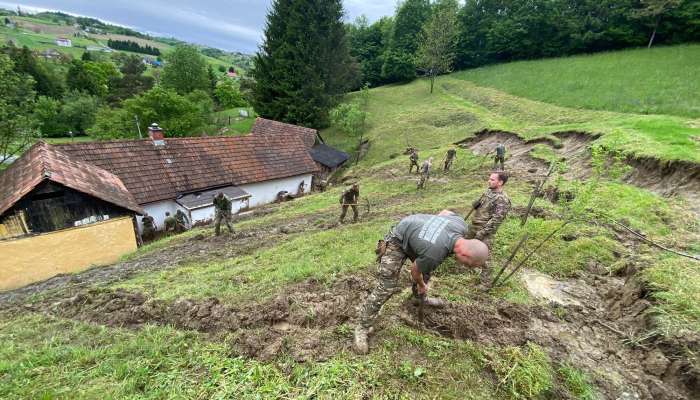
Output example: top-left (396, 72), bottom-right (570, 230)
top-left (417, 157), bottom-right (433, 189)
top-left (494, 143), bottom-right (506, 171)
top-left (163, 212), bottom-right (176, 234)
top-left (174, 210), bottom-right (190, 233)
top-left (408, 148), bottom-right (420, 174)
top-left (213, 192), bottom-right (234, 236)
top-left (443, 148), bottom-right (457, 172)
top-left (354, 210), bottom-right (489, 354)
top-left (339, 183), bottom-right (360, 223)
top-left (465, 172), bottom-right (511, 289)
top-left (141, 214), bottom-right (157, 241)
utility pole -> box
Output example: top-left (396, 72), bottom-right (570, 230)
top-left (134, 115), bottom-right (142, 139)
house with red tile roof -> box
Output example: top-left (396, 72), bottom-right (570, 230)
top-left (250, 118), bottom-right (349, 183)
top-left (0, 142), bottom-right (144, 290)
top-left (0, 142), bottom-right (143, 239)
top-left (54, 123), bottom-right (318, 232)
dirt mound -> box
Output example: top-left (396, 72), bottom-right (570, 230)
top-left (51, 276), bottom-right (371, 362)
top-left (623, 156), bottom-right (700, 216)
top-left (401, 299), bottom-right (531, 346)
top-left (517, 264), bottom-right (699, 400)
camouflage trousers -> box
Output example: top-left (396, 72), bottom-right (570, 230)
top-left (409, 161), bottom-right (420, 174)
top-left (340, 204), bottom-right (358, 223)
top-left (417, 173), bottom-right (429, 189)
top-left (214, 211), bottom-right (234, 235)
top-left (443, 159), bottom-right (454, 172)
top-left (465, 226), bottom-right (493, 284)
top-left (358, 237), bottom-right (432, 329)
top-left (494, 155), bottom-right (505, 171)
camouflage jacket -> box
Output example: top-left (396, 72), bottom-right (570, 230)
top-left (142, 216), bottom-right (156, 230)
top-left (340, 188), bottom-right (359, 205)
top-left (409, 151), bottom-right (419, 162)
top-left (213, 195), bottom-right (232, 214)
top-left (496, 144), bottom-right (506, 157)
top-left (446, 149), bottom-right (456, 160)
top-left (471, 189), bottom-right (511, 240)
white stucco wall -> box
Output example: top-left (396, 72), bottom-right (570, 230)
top-left (188, 197), bottom-right (249, 225)
top-left (241, 174), bottom-right (312, 207)
top-left (137, 200), bottom-right (185, 233)
top-left (135, 174), bottom-right (312, 232)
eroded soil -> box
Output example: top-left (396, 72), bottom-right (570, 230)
top-left (2, 130), bottom-right (698, 399)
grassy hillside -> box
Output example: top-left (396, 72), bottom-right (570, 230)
top-left (0, 13), bottom-right (250, 72)
top-left (453, 45), bottom-right (700, 118)
top-left (1, 46), bottom-right (699, 398)
top-left (325, 68), bottom-right (700, 164)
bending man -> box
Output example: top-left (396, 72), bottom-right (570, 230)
top-left (354, 210), bottom-right (488, 354)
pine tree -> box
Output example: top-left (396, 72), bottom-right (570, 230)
top-left (253, 0), bottom-right (358, 128)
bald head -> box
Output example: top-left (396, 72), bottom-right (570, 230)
top-left (453, 238), bottom-right (489, 267)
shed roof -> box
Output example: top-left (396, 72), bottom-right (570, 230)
top-left (176, 185), bottom-right (250, 210)
top-left (309, 143), bottom-right (350, 168)
top-left (56, 133), bottom-right (317, 205)
top-left (0, 142), bottom-right (144, 216)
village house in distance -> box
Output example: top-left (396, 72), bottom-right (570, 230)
top-left (0, 119), bottom-right (348, 291)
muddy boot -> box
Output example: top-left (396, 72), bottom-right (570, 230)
top-left (354, 325), bottom-right (369, 354)
top-left (423, 297), bottom-right (447, 307)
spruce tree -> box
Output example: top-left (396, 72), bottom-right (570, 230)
top-left (253, 0), bottom-right (358, 128)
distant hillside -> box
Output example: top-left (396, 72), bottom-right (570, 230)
top-left (454, 44), bottom-right (700, 118)
top-left (0, 8), bottom-right (253, 72)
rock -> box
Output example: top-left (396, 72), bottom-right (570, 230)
top-left (643, 349), bottom-right (671, 376)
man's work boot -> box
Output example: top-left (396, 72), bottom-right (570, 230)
top-left (354, 325), bottom-right (369, 354)
top-left (411, 295), bottom-right (445, 307)
top-left (423, 297), bottom-right (447, 307)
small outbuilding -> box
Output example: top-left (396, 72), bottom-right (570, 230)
top-left (0, 142), bottom-right (144, 291)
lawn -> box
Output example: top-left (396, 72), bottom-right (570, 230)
top-left (453, 44), bottom-right (700, 118)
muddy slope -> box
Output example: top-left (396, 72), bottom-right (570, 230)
top-left (459, 129), bottom-right (700, 217)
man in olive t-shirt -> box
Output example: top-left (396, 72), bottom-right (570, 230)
top-left (354, 210), bottom-right (489, 354)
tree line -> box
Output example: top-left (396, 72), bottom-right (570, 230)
top-left (251, 0), bottom-right (698, 130)
top-left (0, 44), bottom-right (250, 163)
top-left (107, 39), bottom-right (161, 56)
top-left (348, 0), bottom-right (700, 88)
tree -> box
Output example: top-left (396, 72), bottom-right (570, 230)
top-left (381, 0), bottom-right (431, 83)
top-left (417, 0), bottom-right (459, 93)
top-left (0, 53), bottom-right (37, 164)
top-left (34, 96), bottom-right (68, 137)
top-left (214, 79), bottom-right (247, 108)
top-left (161, 45), bottom-right (209, 95)
top-left (347, 16), bottom-right (393, 87)
top-left (330, 101), bottom-right (367, 163)
top-left (107, 54), bottom-right (154, 104)
top-left (634, 0), bottom-right (683, 47)
top-left (89, 86), bottom-right (208, 139)
top-left (61, 91), bottom-right (99, 134)
top-left (253, 0), bottom-right (359, 128)
top-left (2, 45), bottom-right (64, 98)
top-left (66, 60), bottom-right (118, 98)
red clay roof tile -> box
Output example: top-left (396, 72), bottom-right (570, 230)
top-left (55, 133), bottom-right (317, 205)
top-left (0, 142), bottom-right (144, 215)
top-left (250, 118), bottom-right (318, 149)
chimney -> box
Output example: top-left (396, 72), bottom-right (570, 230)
top-left (148, 123), bottom-right (166, 146)
top-left (148, 123), bottom-right (164, 140)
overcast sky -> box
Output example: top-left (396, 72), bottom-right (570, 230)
top-left (0, 1), bottom-right (398, 53)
